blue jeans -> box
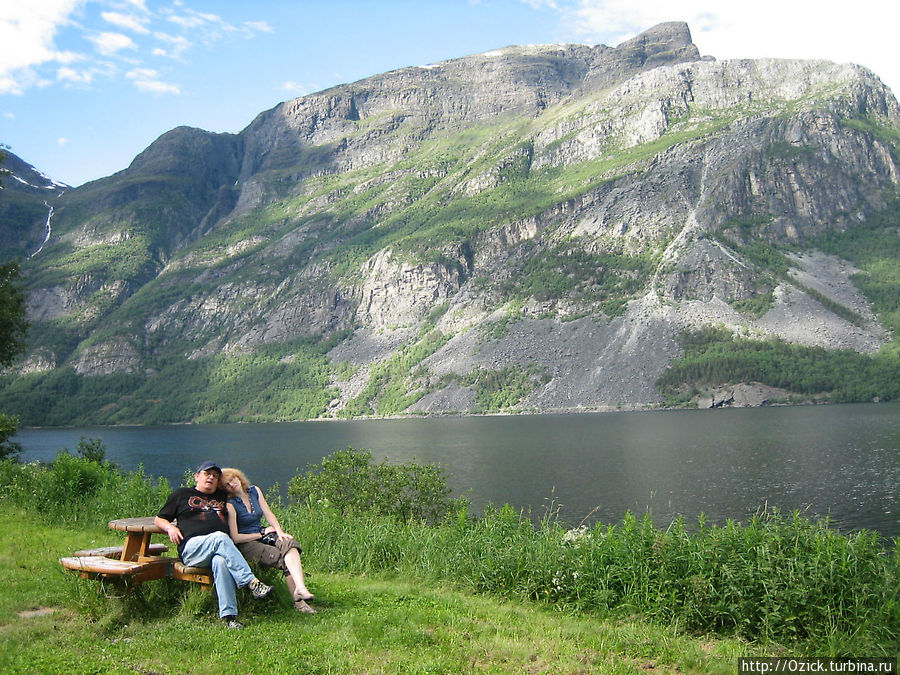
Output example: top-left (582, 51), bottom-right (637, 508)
top-left (181, 531), bottom-right (255, 618)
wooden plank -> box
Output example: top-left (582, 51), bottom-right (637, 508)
top-left (60, 556), bottom-right (143, 575)
top-left (108, 517), bottom-right (161, 533)
top-left (127, 558), bottom-right (171, 584)
top-left (73, 544), bottom-right (168, 558)
top-left (173, 562), bottom-right (213, 587)
top-left (59, 556), bottom-right (172, 584)
top-left (61, 553), bottom-right (213, 588)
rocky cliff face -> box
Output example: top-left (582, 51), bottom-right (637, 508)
top-left (0, 152), bottom-right (67, 261)
top-left (5, 22), bottom-right (899, 422)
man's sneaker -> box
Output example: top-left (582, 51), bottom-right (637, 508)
top-left (248, 577), bottom-right (272, 599)
top-left (224, 616), bottom-right (244, 629)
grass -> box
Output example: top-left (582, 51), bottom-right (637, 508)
top-left (1, 506), bottom-right (750, 674)
top-left (1, 453), bottom-right (896, 672)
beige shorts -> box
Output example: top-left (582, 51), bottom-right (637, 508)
top-left (236, 537), bottom-right (302, 573)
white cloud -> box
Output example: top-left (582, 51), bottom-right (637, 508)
top-left (165, 8), bottom-right (229, 34)
top-left (166, 13), bottom-right (205, 30)
top-left (562, 0), bottom-right (900, 96)
top-left (243, 20), bottom-right (274, 34)
top-left (0, 0), bottom-right (83, 95)
top-left (152, 32), bottom-right (192, 59)
top-left (101, 11), bottom-right (150, 34)
top-left (127, 67), bottom-right (159, 80)
top-left (58, 137), bottom-right (68, 146)
top-left (132, 79), bottom-right (181, 94)
top-left (281, 81), bottom-right (309, 95)
top-left (57, 66), bottom-right (93, 85)
top-left (123, 0), bottom-right (149, 12)
top-left (127, 67), bottom-right (180, 94)
top-left (90, 31), bottom-right (138, 56)
top-left (1, 3), bottom-right (276, 96)
top-left (54, 50), bottom-right (84, 65)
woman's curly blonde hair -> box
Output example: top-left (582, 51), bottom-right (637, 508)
top-left (220, 467), bottom-right (251, 494)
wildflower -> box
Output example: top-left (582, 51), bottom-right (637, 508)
top-left (562, 525), bottom-right (590, 545)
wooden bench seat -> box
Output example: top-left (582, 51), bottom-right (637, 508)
top-left (73, 544), bottom-right (168, 558)
top-left (172, 561), bottom-right (213, 587)
top-left (61, 555), bottom-right (213, 588)
top-left (60, 555), bottom-right (171, 584)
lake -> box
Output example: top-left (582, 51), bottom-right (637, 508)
top-left (13, 402), bottom-right (900, 539)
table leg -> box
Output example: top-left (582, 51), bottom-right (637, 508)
top-left (120, 532), bottom-right (150, 561)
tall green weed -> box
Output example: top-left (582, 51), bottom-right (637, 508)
top-left (0, 452), bottom-right (170, 526)
top-left (283, 503), bottom-right (898, 654)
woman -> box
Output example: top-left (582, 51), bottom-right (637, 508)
top-left (220, 467), bottom-right (315, 613)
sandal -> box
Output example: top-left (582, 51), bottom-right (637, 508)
top-left (293, 588), bottom-right (315, 602)
top-left (294, 599), bottom-right (315, 614)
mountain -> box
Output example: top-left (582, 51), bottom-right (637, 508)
top-left (2, 22), bottom-right (899, 425)
top-left (0, 151), bottom-right (67, 261)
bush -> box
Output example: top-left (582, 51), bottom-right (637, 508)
top-left (45, 451), bottom-right (109, 508)
top-left (0, 413), bottom-right (21, 461)
top-left (288, 448), bottom-right (464, 524)
top-left (0, 452), bottom-right (170, 525)
top-left (74, 436), bottom-right (110, 465)
top-left (658, 327), bottom-right (900, 402)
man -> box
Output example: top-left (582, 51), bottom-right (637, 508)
top-left (155, 460), bottom-right (272, 629)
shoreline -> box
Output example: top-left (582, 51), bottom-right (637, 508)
top-left (20, 394), bottom-right (889, 431)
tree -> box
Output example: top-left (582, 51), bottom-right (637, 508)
top-left (0, 262), bottom-right (27, 367)
top-left (0, 414), bottom-right (21, 461)
top-left (0, 261), bottom-right (28, 460)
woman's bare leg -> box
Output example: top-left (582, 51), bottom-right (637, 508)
top-left (284, 548), bottom-right (313, 599)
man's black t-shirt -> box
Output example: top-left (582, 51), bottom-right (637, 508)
top-left (157, 487), bottom-right (229, 557)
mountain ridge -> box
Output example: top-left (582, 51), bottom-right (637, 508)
top-left (2, 22), bottom-right (899, 424)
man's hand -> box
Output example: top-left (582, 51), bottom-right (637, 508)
top-left (155, 517), bottom-right (183, 544)
top-left (166, 524), bottom-right (183, 544)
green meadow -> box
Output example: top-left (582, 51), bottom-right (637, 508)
top-left (1, 449), bottom-right (896, 673)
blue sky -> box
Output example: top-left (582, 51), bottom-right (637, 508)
top-left (2, 0), bottom-right (898, 187)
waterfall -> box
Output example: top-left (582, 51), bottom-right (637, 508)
top-left (30, 201), bottom-right (53, 257)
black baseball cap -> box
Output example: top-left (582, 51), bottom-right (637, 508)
top-left (196, 460), bottom-right (222, 474)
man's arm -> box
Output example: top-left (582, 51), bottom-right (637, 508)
top-left (154, 515), bottom-right (184, 544)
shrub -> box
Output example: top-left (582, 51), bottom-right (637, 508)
top-left (3, 446), bottom-right (896, 653)
top-left (75, 436), bottom-right (110, 465)
top-left (658, 327), bottom-right (900, 402)
top-left (0, 413), bottom-right (21, 461)
top-left (287, 447), bottom-right (464, 524)
top-left (0, 452), bottom-right (170, 525)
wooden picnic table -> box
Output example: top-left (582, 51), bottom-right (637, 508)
top-left (108, 516), bottom-right (165, 562)
top-left (60, 516), bottom-right (213, 589)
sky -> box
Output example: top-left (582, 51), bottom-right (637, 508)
top-left (1, 0), bottom-right (899, 188)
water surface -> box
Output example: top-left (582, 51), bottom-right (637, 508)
top-left (15, 403), bottom-right (900, 538)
